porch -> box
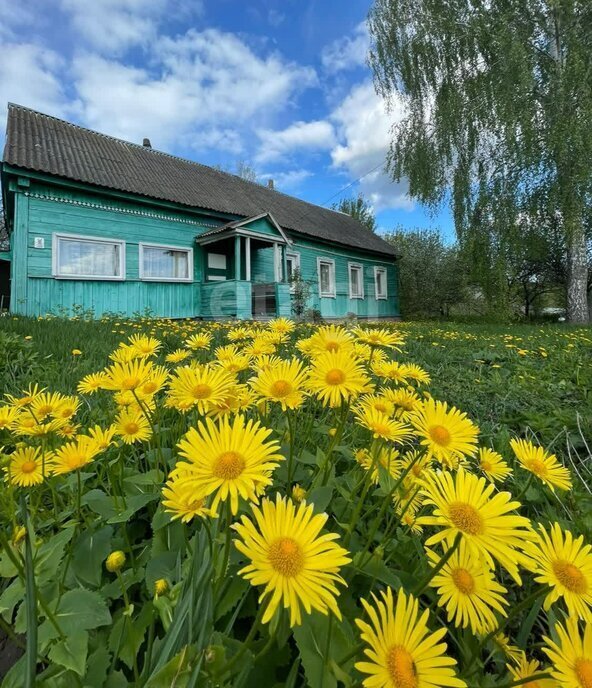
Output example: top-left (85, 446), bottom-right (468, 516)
top-left (196, 213), bottom-right (293, 320)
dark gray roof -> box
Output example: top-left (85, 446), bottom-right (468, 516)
top-left (2, 104), bottom-right (397, 257)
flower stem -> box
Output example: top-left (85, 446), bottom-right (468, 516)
top-left (413, 532), bottom-right (462, 596)
top-left (20, 493), bottom-right (37, 688)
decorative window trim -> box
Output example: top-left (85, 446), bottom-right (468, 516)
top-left (52, 232), bottom-right (125, 280)
top-left (317, 257), bottom-right (336, 298)
top-left (286, 251), bottom-right (301, 292)
top-left (348, 262), bottom-right (364, 299)
top-left (139, 242), bottom-right (193, 282)
top-left (374, 266), bottom-right (388, 300)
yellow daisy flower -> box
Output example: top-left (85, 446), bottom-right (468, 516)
top-left (51, 435), bottom-right (101, 475)
top-left (418, 468), bottom-right (535, 583)
top-left (233, 494), bottom-right (350, 626)
top-left (103, 358), bottom-right (155, 392)
top-left (478, 447), bottom-right (512, 483)
top-left (383, 387), bottom-right (422, 420)
top-left (114, 410), bottom-right (152, 444)
top-left (166, 365), bottom-right (235, 413)
top-left (544, 616), bottom-right (592, 687)
top-left (507, 653), bottom-right (556, 688)
top-left (371, 360), bottom-right (409, 383)
top-left (77, 372), bottom-right (109, 394)
top-left (411, 399), bottom-right (479, 467)
top-left (0, 405), bottom-right (19, 431)
top-left (175, 414), bottom-right (283, 514)
top-left (510, 438), bottom-right (572, 492)
top-left (6, 384), bottom-right (44, 408)
top-left (4, 446), bottom-right (48, 486)
top-left (427, 540), bottom-right (508, 634)
top-left (354, 407), bottom-right (413, 443)
top-left (165, 349), bottom-right (191, 364)
top-left (307, 350), bottom-right (372, 407)
top-left (527, 522), bottom-right (592, 621)
top-left (185, 332), bottom-right (212, 350)
top-left (401, 363), bottom-right (431, 385)
top-left (249, 357), bottom-right (308, 410)
top-left (87, 424), bottom-right (117, 451)
top-left (305, 324), bottom-right (354, 355)
top-left (128, 333), bottom-right (161, 357)
top-left (355, 587), bottom-right (466, 688)
top-left (162, 474), bottom-right (217, 522)
top-left (267, 317), bottom-right (295, 334)
top-left (352, 327), bottom-right (405, 350)
top-left (355, 393), bottom-right (396, 418)
top-left (356, 446), bottom-right (401, 485)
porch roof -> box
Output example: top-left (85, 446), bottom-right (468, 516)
top-left (195, 212), bottom-right (291, 246)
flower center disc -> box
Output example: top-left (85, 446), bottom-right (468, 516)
top-left (429, 424), bottom-right (451, 447)
top-left (448, 502), bottom-right (484, 535)
top-left (553, 560), bottom-right (588, 594)
top-left (480, 461), bottom-right (492, 472)
top-left (122, 377), bottom-right (140, 390)
top-left (374, 402), bottom-right (387, 413)
top-left (386, 645), bottom-right (418, 688)
top-left (452, 567), bottom-right (475, 594)
top-left (528, 458), bottom-right (548, 477)
top-left (270, 380), bottom-right (293, 398)
top-left (325, 341), bottom-right (340, 352)
top-left (213, 451), bottom-right (246, 480)
top-left (192, 384), bottom-right (212, 400)
top-left (21, 461), bottom-right (37, 474)
top-left (143, 382), bottom-right (157, 394)
top-left (575, 658), bottom-right (592, 688)
top-left (125, 422), bottom-right (139, 435)
top-left (325, 368), bottom-right (346, 385)
top-left (268, 537), bottom-right (304, 577)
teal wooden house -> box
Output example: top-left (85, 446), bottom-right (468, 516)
top-left (1, 105), bottom-right (400, 320)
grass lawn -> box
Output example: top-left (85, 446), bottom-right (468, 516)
top-left (1, 315), bottom-right (591, 687)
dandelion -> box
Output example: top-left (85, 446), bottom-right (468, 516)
top-left (510, 438), bottom-right (572, 492)
top-left (418, 469), bottom-right (535, 583)
top-left (176, 415), bottom-right (283, 514)
top-left (233, 494), bottom-right (350, 626)
top-left (355, 587), bottom-right (466, 688)
top-left (411, 399), bottom-right (479, 467)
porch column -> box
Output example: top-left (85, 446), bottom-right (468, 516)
top-left (273, 242), bottom-right (280, 282)
top-left (245, 236), bottom-right (251, 281)
top-left (235, 235), bottom-right (241, 280)
top-left (281, 245), bottom-right (288, 283)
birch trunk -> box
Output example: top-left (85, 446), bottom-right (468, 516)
top-left (566, 223), bottom-right (589, 323)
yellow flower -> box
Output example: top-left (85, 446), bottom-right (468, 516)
top-left (352, 326), bottom-right (404, 350)
top-left (495, 634), bottom-right (523, 663)
top-left (0, 405), bottom-right (19, 430)
top-left (243, 337), bottom-right (276, 357)
top-left (544, 616), bottom-right (592, 687)
top-left (401, 363), bottom-right (431, 385)
top-left (29, 392), bottom-right (65, 420)
top-left (128, 334), bottom-right (161, 357)
top-left (510, 438), bottom-right (572, 492)
top-left (77, 372), bottom-right (109, 394)
top-left (268, 317), bottom-right (295, 334)
top-left (304, 324), bottom-right (354, 355)
top-left (371, 360), bottom-right (409, 383)
top-left (356, 446), bottom-right (401, 485)
top-left (418, 469), bottom-right (535, 583)
top-left (383, 387), bottom-right (421, 420)
top-left (307, 350), bottom-right (372, 407)
top-left (411, 399), bottom-right (479, 467)
top-left (355, 587), bottom-right (466, 688)
top-left (71, 349), bottom-right (82, 356)
top-left (427, 540), bottom-right (508, 634)
top-left (105, 551), bottom-right (126, 572)
top-left (162, 474), bottom-right (217, 522)
top-left (292, 484), bottom-right (306, 502)
top-left (233, 494), bottom-right (350, 626)
top-left (4, 446), bottom-right (48, 486)
top-left (478, 447), bottom-right (512, 483)
top-left (165, 349), bottom-right (191, 364)
top-left (114, 410), bottom-right (152, 444)
top-left (154, 579), bottom-right (169, 596)
top-left (175, 415), bottom-right (283, 514)
top-left (355, 393), bottom-right (396, 418)
top-left (185, 332), bottom-right (212, 350)
top-left (87, 424), bottom-right (117, 451)
top-left (507, 652), bottom-right (556, 688)
top-left (12, 525), bottom-right (26, 545)
top-left (53, 396), bottom-right (81, 420)
top-left (6, 384), bottom-right (44, 408)
top-left (527, 522), bottom-right (592, 621)
top-left (166, 365), bottom-right (235, 413)
top-left (51, 435), bottom-right (101, 475)
top-left (354, 407), bottom-right (413, 443)
top-left (103, 358), bottom-right (155, 392)
top-left (249, 357), bottom-right (308, 410)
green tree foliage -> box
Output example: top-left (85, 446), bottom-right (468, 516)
top-left (369, 0), bottom-right (592, 322)
top-left (384, 227), bottom-right (465, 317)
top-left (332, 193), bottom-right (377, 233)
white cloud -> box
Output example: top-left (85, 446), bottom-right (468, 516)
top-left (61, 0), bottom-right (203, 54)
top-left (0, 43), bottom-right (71, 131)
top-left (70, 29), bottom-right (317, 150)
top-left (330, 80), bottom-right (412, 211)
top-left (255, 120), bottom-right (336, 163)
top-left (261, 169), bottom-right (312, 190)
top-left (322, 22), bottom-right (369, 73)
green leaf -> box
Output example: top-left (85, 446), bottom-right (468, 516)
top-left (40, 589), bottom-right (111, 641)
top-left (307, 486), bottom-right (333, 513)
top-left (71, 526), bottom-right (113, 587)
top-left (293, 614), bottom-right (351, 688)
top-left (108, 602), bottom-right (153, 669)
top-left (352, 552), bottom-right (402, 589)
top-left (84, 644), bottom-right (111, 688)
top-left (35, 527), bottom-right (76, 585)
top-left (0, 578), bottom-right (24, 622)
top-left (48, 631), bottom-right (89, 676)
top-left (144, 645), bottom-right (199, 688)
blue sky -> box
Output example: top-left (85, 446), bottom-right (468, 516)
top-left (0, 0), bottom-right (453, 237)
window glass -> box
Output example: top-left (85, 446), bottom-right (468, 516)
top-left (350, 265), bottom-right (363, 298)
top-left (375, 268), bottom-right (387, 298)
top-left (319, 261), bottom-right (334, 295)
top-left (56, 237), bottom-right (122, 278)
top-left (142, 246), bottom-right (190, 280)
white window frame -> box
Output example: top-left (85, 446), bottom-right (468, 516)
top-left (317, 257), bottom-right (336, 298)
top-left (52, 232), bottom-right (125, 280)
top-left (286, 251), bottom-right (301, 292)
top-left (374, 266), bottom-right (388, 300)
top-left (348, 262), bottom-right (364, 299)
top-left (139, 242), bottom-right (193, 282)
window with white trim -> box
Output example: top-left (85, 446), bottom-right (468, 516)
top-left (348, 263), bottom-right (364, 299)
top-left (140, 244), bottom-right (192, 281)
top-left (53, 233), bottom-right (125, 280)
top-left (318, 258), bottom-right (336, 298)
top-left (374, 266), bottom-right (388, 299)
top-left (286, 252), bottom-right (301, 291)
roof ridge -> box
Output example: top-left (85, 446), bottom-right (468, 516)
top-left (5, 103), bottom-right (365, 226)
